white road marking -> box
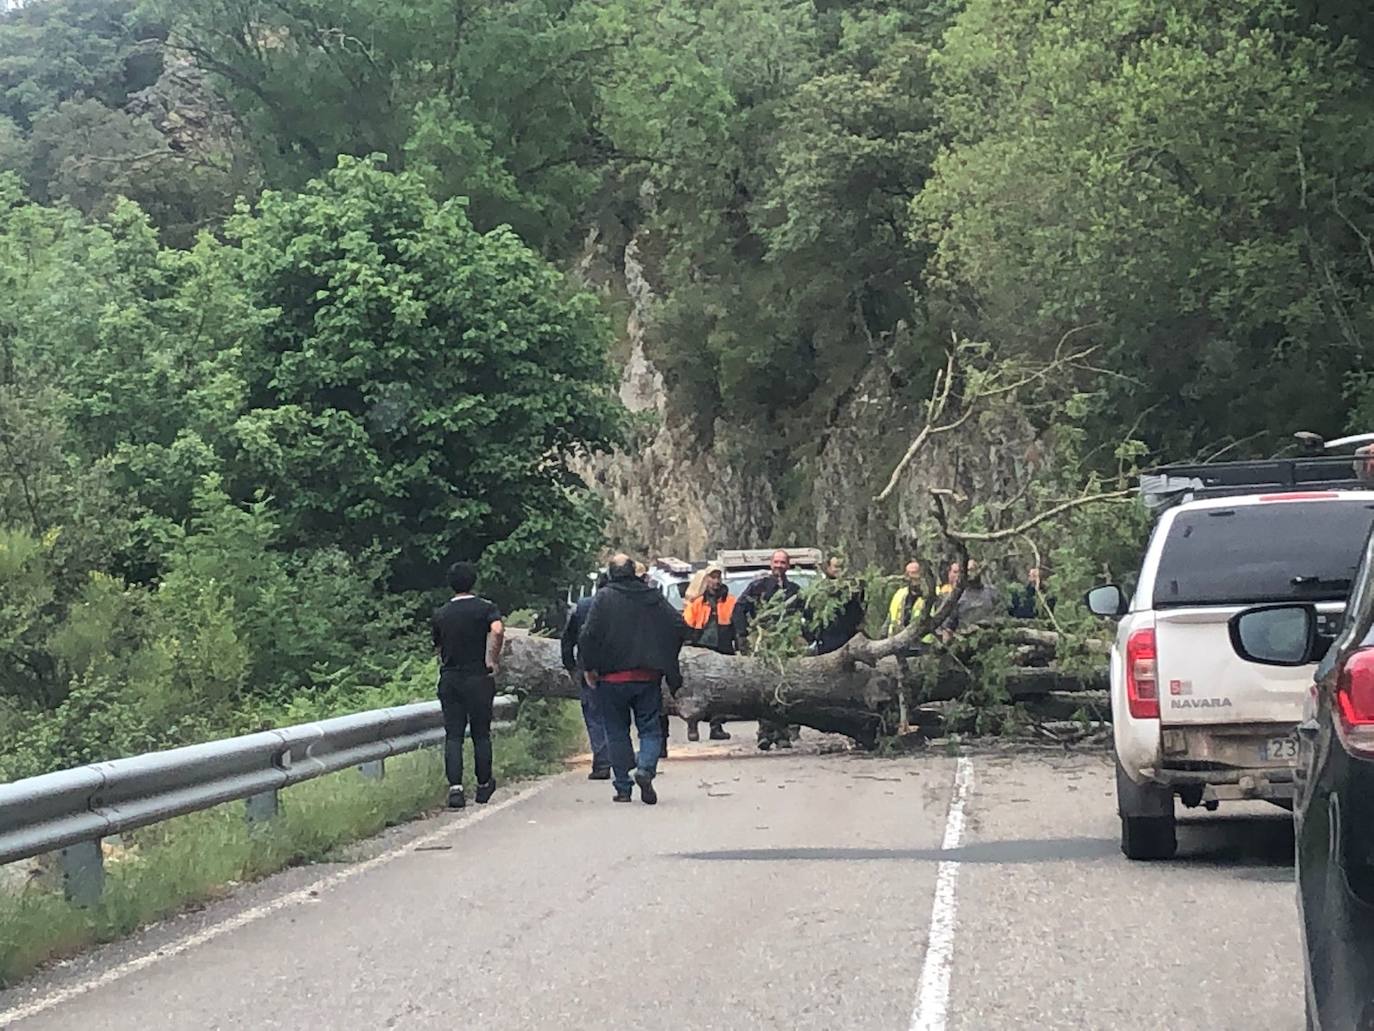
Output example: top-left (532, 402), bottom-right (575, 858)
top-left (0, 776), bottom-right (561, 1028)
top-left (910, 756), bottom-right (974, 1031)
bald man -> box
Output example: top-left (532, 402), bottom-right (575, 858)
top-left (733, 549), bottom-right (803, 750)
top-left (578, 553), bottom-right (686, 804)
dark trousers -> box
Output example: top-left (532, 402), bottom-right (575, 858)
top-left (438, 670), bottom-right (495, 787)
top-left (596, 679), bottom-right (664, 794)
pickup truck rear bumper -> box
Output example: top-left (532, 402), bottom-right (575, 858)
top-left (1148, 766), bottom-right (1295, 802)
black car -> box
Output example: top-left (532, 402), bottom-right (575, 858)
top-left (1230, 531), bottom-right (1374, 1031)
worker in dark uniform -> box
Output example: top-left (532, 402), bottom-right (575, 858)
top-left (733, 549), bottom-right (803, 750)
top-left (1008, 565), bottom-right (1055, 620)
top-left (806, 554), bottom-right (866, 656)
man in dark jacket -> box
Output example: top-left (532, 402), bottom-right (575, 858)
top-left (733, 549), bottom-right (803, 750)
top-left (806, 554), bottom-right (866, 656)
top-left (579, 553), bottom-right (686, 804)
top-left (561, 572), bottom-right (611, 780)
top-left (1009, 565), bottom-right (1055, 620)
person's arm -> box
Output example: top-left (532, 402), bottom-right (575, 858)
top-left (850, 584), bottom-right (866, 630)
top-left (431, 613), bottom-right (442, 657)
top-left (732, 591), bottom-right (754, 634)
top-left (579, 596), bottom-right (606, 685)
top-left (485, 604), bottom-right (505, 674)
top-left (560, 605), bottom-right (581, 673)
top-left (659, 598), bottom-right (686, 694)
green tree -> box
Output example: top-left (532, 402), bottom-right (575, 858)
top-left (590, 0), bottom-right (951, 433)
top-left (0, 0), bottom-right (164, 132)
top-left (0, 180), bottom-right (270, 573)
top-left (914, 0), bottom-right (1374, 457)
top-left (226, 156), bottom-right (623, 600)
top-left (155, 0), bottom-right (617, 251)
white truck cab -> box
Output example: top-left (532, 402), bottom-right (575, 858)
top-left (1089, 455), bottom-right (1374, 859)
top-left (646, 556), bottom-right (696, 612)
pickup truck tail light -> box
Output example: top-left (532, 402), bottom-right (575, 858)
top-left (1336, 648), bottom-right (1374, 757)
top-left (1126, 628), bottom-right (1159, 720)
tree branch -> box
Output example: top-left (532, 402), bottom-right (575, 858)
top-left (874, 326), bottom-right (1101, 503)
top-left (946, 488), bottom-right (1133, 542)
top-left (843, 490), bottom-right (968, 666)
top-left (874, 344), bottom-right (958, 502)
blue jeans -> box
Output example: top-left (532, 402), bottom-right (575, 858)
top-left (579, 680), bottom-right (611, 773)
top-left (596, 679), bottom-right (663, 793)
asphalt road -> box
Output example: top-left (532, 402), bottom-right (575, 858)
top-left (0, 726), bottom-right (1303, 1030)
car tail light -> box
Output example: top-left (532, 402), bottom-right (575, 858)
top-left (1126, 628), bottom-right (1159, 720)
top-left (1336, 648), bottom-right (1374, 757)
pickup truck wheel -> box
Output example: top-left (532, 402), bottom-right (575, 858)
top-left (1116, 757), bottom-right (1177, 860)
top-left (1120, 814), bottom-right (1178, 860)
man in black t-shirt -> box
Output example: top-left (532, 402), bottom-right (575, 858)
top-left (431, 562), bottom-right (505, 809)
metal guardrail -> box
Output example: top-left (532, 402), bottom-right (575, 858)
top-left (0, 695), bottom-right (518, 903)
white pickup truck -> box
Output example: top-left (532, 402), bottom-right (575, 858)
top-left (1089, 458), bottom-right (1374, 859)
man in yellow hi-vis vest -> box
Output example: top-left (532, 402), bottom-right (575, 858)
top-left (886, 559), bottom-right (941, 654)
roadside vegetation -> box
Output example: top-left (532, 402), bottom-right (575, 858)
top-left (0, 698), bottom-right (583, 987)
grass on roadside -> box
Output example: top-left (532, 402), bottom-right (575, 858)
top-left (0, 698), bottom-right (585, 988)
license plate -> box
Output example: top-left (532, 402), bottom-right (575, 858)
top-left (1263, 736), bottom-right (1298, 761)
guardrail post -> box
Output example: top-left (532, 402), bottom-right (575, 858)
top-left (245, 789), bottom-right (279, 826)
top-left (60, 840), bottom-right (104, 906)
top-left (493, 694), bottom-right (518, 723)
top-left (358, 759), bottom-right (385, 780)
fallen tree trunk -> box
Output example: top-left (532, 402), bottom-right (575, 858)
top-left (497, 628), bottom-right (1108, 748)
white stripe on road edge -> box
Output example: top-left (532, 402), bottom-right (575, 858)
top-left (910, 756), bottom-right (974, 1031)
top-left (0, 776), bottom-right (561, 1029)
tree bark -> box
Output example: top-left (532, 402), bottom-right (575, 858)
top-left (497, 629), bottom-right (1107, 749)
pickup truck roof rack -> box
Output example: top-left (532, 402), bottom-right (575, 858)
top-left (1141, 454), bottom-right (1374, 513)
top-left (649, 556), bottom-right (693, 576)
top-left (715, 547), bottom-right (823, 570)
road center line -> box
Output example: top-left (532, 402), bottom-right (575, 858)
top-left (909, 755), bottom-right (974, 1031)
top-left (0, 775), bottom-right (561, 1029)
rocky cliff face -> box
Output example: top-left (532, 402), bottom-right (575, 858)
top-left (577, 228), bottom-right (1040, 568)
top-left (573, 229), bottom-right (779, 559)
